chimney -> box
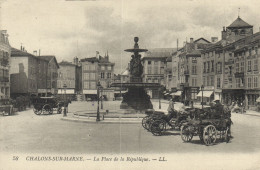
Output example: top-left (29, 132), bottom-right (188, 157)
top-left (33, 50), bottom-right (37, 56)
top-left (106, 50), bottom-right (109, 61)
top-left (21, 45), bottom-right (23, 50)
top-left (39, 49), bottom-right (41, 56)
top-left (222, 26), bottom-right (227, 40)
top-left (211, 37), bottom-right (218, 43)
top-left (190, 38), bottom-right (194, 43)
top-left (96, 51), bottom-right (99, 58)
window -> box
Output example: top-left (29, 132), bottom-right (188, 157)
top-left (254, 77), bottom-right (258, 88)
top-left (154, 78), bottom-right (158, 83)
top-left (90, 73), bottom-right (95, 80)
top-left (207, 61), bottom-right (210, 73)
top-left (217, 78), bottom-right (221, 88)
top-left (255, 47), bottom-right (259, 55)
top-left (147, 78), bottom-right (151, 83)
top-left (154, 66), bottom-right (159, 74)
top-left (192, 78), bottom-right (197, 86)
top-left (84, 82), bottom-right (89, 89)
top-left (236, 78), bottom-right (240, 88)
top-left (211, 60), bottom-right (214, 72)
top-left (248, 60), bottom-right (252, 71)
top-left (101, 72), bottom-right (104, 79)
top-left (249, 49), bottom-right (252, 56)
top-left (83, 73), bottom-right (89, 80)
top-left (254, 59), bottom-right (258, 71)
top-left (236, 62), bottom-right (239, 72)
top-left (90, 82), bottom-right (96, 89)
top-left (210, 76), bottom-right (214, 86)
top-left (207, 76), bottom-right (210, 86)
top-left (101, 66), bottom-right (105, 70)
top-left (240, 62), bottom-right (244, 72)
top-left (107, 66), bottom-right (111, 70)
top-left (203, 77), bottom-right (206, 86)
top-left (203, 62), bottom-right (206, 73)
top-left (160, 67), bottom-right (164, 74)
top-left (192, 65), bottom-right (197, 75)
top-left (107, 73), bottom-right (111, 78)
top-left (90, 64), bottom-right (96, 70)
top-left (248, 77), bottom-right (252, 88)
top-left (148, 61), bottom-right (151, 65)
top-left (148, 66), bottom-right (152, 74)
top-left (83, 65), bottom-right (89, 71)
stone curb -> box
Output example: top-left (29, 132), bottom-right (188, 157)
top-left (60, 116), bottom-right (142, 124)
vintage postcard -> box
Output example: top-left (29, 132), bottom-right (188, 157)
top-left (0, 0), bottom-right (260, 169)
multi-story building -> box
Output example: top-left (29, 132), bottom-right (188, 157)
top-left (201, 16), bottom-right (259, 110)
top-left (38, 55), bottom-right (59, 95)
top-left (10, 47), bottom-right (39, 97)
top-left (81, 52), bottom-right (115, 101)
top-left (142, 48), bottom-right (176, 98)
top-left (57, 60), bottom-right (77, 99)
top-left (0, 30), bottom-right (11, 103)
top-left (176, 38), bottom-right (211, 103)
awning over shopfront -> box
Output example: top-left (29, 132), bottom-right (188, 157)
top-left (164, 93), bottom-right (169, 95)
top-left (114, 91), bottom-right (127, 94)
top-left (170, 91), bottom-right (182, 96)
top-left (256, 97), bottom-right (260, 102)
top-left (58, 89), bottom-right (75, 94)
top-left (83, 90), bottom-right (97, 94)
top-left (197, 91), bottom-right (213, 98)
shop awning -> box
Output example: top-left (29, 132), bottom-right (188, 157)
top-left (114, 91), bottom-right (127, 94)
top-left (170, 91), bottom-right (182, 96)
top-left (197, 91), bottom-right (213, 98)
top-left (83, 90), bottom-right (97, 94)
top-left (256, 97), bottom-right (260, 102)
top-left (164, 93), bottom-right (169, 95)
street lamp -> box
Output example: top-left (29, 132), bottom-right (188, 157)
top-left (96, 81), bottom-right (101, 122)
top-left (159, 88), bottom-right (161, 109)
top-left (63, 83), bottom-right (67, 117)
top-left (201, 85), bottom-right (204, 109)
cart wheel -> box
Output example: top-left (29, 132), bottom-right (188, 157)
top-left (203, 125), bottom-right (217, 146)
top-left (147, 117), bottom-right (155, 132)
top-left (42, 104), bottom-right (53, 114)
top-left (150, 120), bottom-right (166, 136)
top-left (142, 116), bottom-right (149, 130)
top-left (181, 125), bottom-right (193, 142)
top-left (33, 107), bottom-right (42, 115)
top-left (225, 127), bottom-right (231, 143)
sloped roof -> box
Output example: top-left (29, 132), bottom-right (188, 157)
top-left (39, 55), bottom-right (59, 68)
top-left (59, 61), bottom-right (76, 66)
top-left (121, 69), bottom-right (129, 76)
top-left (194, 38), bottom-right (211, 43)
top-left (80, 57), bottom-right (99, 62)
top-left (144, 48), bottom-right (177, 58)
top-left (227, 17), bottom-right (253, 28)
top-left (11, 48), bottom-right (35, 57)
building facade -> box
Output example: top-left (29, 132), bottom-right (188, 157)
top-left (81, 52), bottom-right (115, 101)
top-left (38, 55), bottom-right (59, 95)
top-left (142, 48), bottom-right (176, 98)
top-left (0, 30), bottom-right (11, 103)
top-left (176, 38), bottom-right (211, 103)
top-left (10, 47), bottom-right (39, 97)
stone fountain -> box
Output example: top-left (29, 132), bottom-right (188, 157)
top-left (111, 37), bottom-right (161, 112)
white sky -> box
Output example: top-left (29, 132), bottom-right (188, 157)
top-left (1, 0), bottom-right (260, 73)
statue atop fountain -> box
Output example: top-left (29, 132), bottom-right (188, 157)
top-left (111, 37), bottom-right (161, 112)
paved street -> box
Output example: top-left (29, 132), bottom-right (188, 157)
top-left (1, 100), bottom-right (260, 154)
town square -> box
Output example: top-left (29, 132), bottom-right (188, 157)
top-left (0, 0), bottom-right (260, 170)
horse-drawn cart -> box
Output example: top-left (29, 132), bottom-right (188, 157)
top-left (32, 97), bottom-right (64, 115)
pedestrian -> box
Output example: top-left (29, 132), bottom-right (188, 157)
top-left (167, 97), bottom-right (176, 117)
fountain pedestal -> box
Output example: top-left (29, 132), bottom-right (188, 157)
top-left (111, 37), bottom-right (161, 112)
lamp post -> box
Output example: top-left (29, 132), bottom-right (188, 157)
top-left (63, 84), bottom-right (67, 117)
top-left (96, 81), bottom-right (101, 122)
top-left (159, 88), bottom-right (161, 109)
top-left (101, 87), bottom-right (103, 110)
top-left (201, 85), bottom-right (204, 109)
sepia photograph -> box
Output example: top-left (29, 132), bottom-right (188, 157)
top-left (0, 0), bottom-right (260, 169)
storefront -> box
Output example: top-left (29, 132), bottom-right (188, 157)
top-left (222, 89), bottom-right (245, 106)
top-left (245, 89), bottom-right (260, 110)
top-left (196, 90), bottom-right (214, 104)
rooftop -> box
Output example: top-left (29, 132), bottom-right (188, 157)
top-left (144, 48), bottom-right (177, 58)
top-left (227, 16), bottom-right (253, 28)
